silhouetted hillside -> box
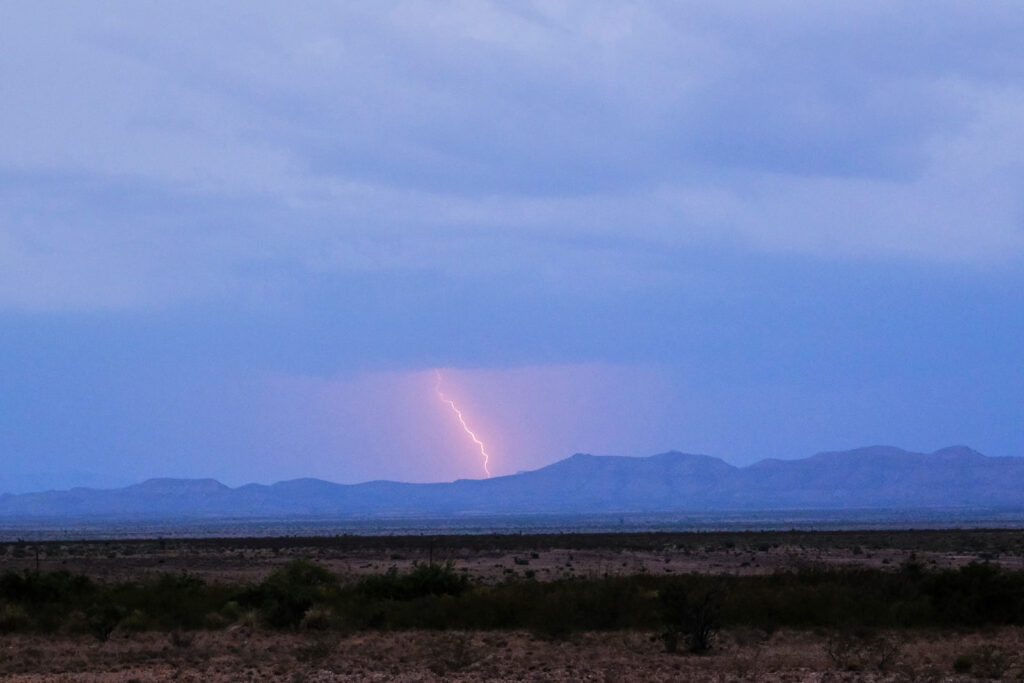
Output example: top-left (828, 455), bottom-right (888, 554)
top-left (1, 446), bottom-right (1021, 519)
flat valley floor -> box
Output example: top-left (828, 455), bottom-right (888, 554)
top-left (5, 528), bottom-right (1024, 584)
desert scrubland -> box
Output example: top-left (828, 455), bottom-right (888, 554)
top-left (1, 529), bottom-right (1022, 680)
top-left (4, 528), bottom-right (1024, 583)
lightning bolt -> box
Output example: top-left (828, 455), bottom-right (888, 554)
top-left (434, 370), bottom-right (492, 478)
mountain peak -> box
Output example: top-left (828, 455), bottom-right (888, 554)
top-left (649, 450), bottom-right (721, 461)
top-left (808, 445), bottom-right (912, 462)
top-left (129, 478), bottom-right (229, 494)
top-left (931, 445), bottom-right (985, 459)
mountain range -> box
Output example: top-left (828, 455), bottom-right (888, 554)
top-left (1, 445), bottom-right (1022, 519)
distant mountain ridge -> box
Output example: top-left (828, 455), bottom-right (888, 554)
top-left (1, 446), bottom-right (1022, 519)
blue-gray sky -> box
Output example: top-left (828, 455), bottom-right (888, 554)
top-left (2, 2), bottom-right (1023, 491)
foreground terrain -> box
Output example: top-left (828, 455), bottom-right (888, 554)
top-left (1, 628), bottom-right (1022, 681)
top-left (1, 529), bottom-right (1022, 680)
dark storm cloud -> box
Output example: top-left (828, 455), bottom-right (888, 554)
top-left (2, 2), bottom-right (1023, 487)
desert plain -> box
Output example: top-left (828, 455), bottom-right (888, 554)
top-left (1, 528), bottom-right (1022, 681)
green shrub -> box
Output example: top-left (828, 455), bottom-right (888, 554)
top-left (0, 570), bottom-right (97, 615)
top-left (240, 559), bottom-right (339, 629)
top-left (527, 589), bottom-right (581, 640)
top-left (0, 556), bottom-right (1022, 636)
top-left (118, 608), bottom-right (151, 633)
top-left (659, 578), bottom-right (721, 654)
top-left (0, 603), bottom-right (31, 633)
top-left (220, 600), bottom-right (242, 623)
top-left (356, 561), bottom-right (469, 601)
top-left (60, 610), bottom-right (90, 634)
top-left (202, 611), bottom-right (230, 629)
top-left (923, 562), bottom-right (1024, 626)
top-left (114, 571), bottom-right (224, 631)
top-left (86, 602), bottom-right (125, 642)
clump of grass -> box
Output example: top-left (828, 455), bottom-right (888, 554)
top-left (0, 604), bottom-right (31, 633)
top-left (169, 628), bottom-right (195, 648)
top-left (427, 633), bottom-right (480, 675)
top-left (294, 636), bottom-right (338, 662)
top-left (825, 629), bottom-right (902, 672)
top-left (299, 605), bottom-right (335, 631)
top-left (953, 645), bottom-right (1009, 679)
top-left (86, 603), bottom-right (124, 642)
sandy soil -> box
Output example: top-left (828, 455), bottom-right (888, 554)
top-left (0, 627), bottom-right (1021, 681)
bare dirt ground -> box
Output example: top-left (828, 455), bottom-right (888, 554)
top-left (0, 627), bottom-right (1021, 681)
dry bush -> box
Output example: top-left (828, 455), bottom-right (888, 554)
top-left (85, 603), bottom-right (124, 642)
top-left (118, 609), bottom-right (150, 633)
top-left (59, 609), bottom-right (89, 635)
top-left (169, 628), bottom-right (195, 648)
top-left (659, 581), bottom-right (721, 654)
top-left (202, 611), bottom-right (230, 629)
top-left (235, 609), bottom-right (261, 629)
top-left (293, 635), bottom-right (339, 662)
top-left (299, 605), bottom-right (334, 631)
top-left (728, 628), bottom-right (770, 679)
top-left (426, 632), bottom-right (480, 675)
top-left (953, 644), bottom-right (1011, 679)
top-left (825, 629), bottom-right (902, 672)
top-left (0, 604), bottom-right (31, 633)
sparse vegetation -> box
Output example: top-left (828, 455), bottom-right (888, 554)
top-left (1, 558), bottom-right (1023, 639)
top-left (953, 644), bottom-right (1011, 679)
top-left (6, 527), bottom-right (1024, 562)
top-left (0, 531), bottom-right (1021, 679)
top-left (824, 628), bottom-right (903, 672)
top-left (426, 632), bottom-right (480, 675)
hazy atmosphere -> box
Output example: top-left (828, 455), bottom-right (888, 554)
top-left (3, 2), bottom-right (1023, 492)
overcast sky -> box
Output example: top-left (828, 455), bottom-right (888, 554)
top-left (2, 2), bottom-right (1023, 491)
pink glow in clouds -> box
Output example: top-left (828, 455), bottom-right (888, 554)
top-left (254, 364), bottom-right (681, 485)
